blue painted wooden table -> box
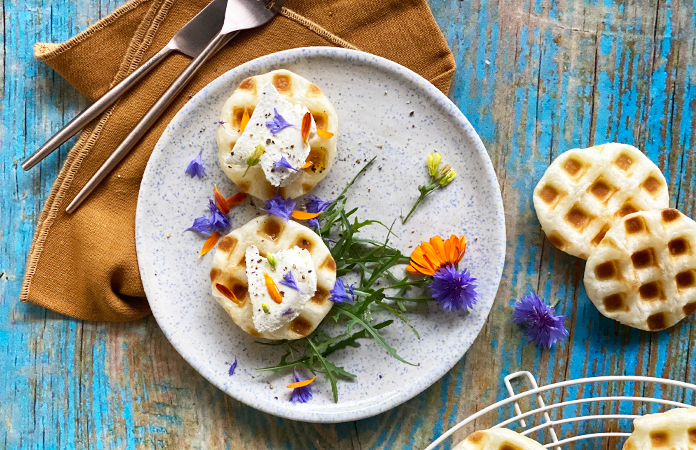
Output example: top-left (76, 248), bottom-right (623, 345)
top-left (2, 0), bottom-right (696, 448)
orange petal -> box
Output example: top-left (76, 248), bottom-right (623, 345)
top-left (226, 192), bottom-right (247, 206)
top-left (455, 236), bottom-right (467, 264)
top-left (419, 241), bottom-right (443, 269)
top-left (264, 272), bottom-right (283, 304)
top-left (444, 237), bottom-right (455, 264)
top-left (287, 377), bottom-right (316, 389)
top-left (240, 108), bottom-right (250, 133)
top-left (316, 128), bottom-right (334, 139)
top-left (410, 247), bottom-right (435, 272)
top-left (303, 161), bottom-right (313, 169)
top-left (291, 211), bottom-right (321, 220)
top-left (216, 283), bottom-right (241, 305)
top-left (200, 232), bottom-right (220, 257)
top-left (301, 112), bottom-right (311, 143)
top-left (429, 236), bottom-right (446, 261)
top-left (214, 186), bottom-right (230, 214)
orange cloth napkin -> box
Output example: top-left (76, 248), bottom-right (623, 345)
top-left (22, 0), bottom-right (456, 321)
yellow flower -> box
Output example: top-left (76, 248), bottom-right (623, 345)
top-left (406, 235), bottom-right (467, 276)
top-left (427, 153), bottom-right (442, 177)
top-left (439, 169), bottom-right (456, 186)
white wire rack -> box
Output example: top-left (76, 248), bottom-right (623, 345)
top-left (425, 371), bottom-right (696, 450)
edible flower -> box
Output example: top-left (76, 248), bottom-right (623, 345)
top-left (266, 108), bottom-right (293, 134)
top-left (216, 283), bottom-right (241, 305)
top-left (430, 264), bottom-right (477, 312)
top-left (226, 192), bottom-right (248, 206)
top-left (275, 155), bottom-right (299, 172)
top-left (305, 195), bottom-right (332, 213)
top-left (329, 278), bottom-right (355, 303)
top-left (282, 308), bottom-right (294, 316)
top-left (207, 199), bottom-right (231, 233)
top-left (185, 150), bottom-right (206, 179)
top-left (288, 370), bottom-right (315, 403)
top-left (316, 128), bottom-right (334, 139)
top-left (228, 357), bottom-right (237, 376)
top-left (303, 161), bottom-right (313, 169)
top-left (301, 112), bottom-right (311, 142)
top-left (512, 293), bottom-right (568, 349)
top-left (280, 272), bottom-right (302, 292)
top-left (264, 272), bottom-right (283, 304)
top-left (199, 232), bottom-right (221, 257)
top-left (214, 186), bottom-right (230, 214)
top-left (185, 216), bottom-right (214, 234)
top-left (262, 195), bottom-right (296, 221)
top-left (291, 211), bottom-right (322, 220)
top-left (262, 303), bottom-right (271, 314)
top-left (406, 235), bottom-right (466, 276)
top-left (308, 218), bottom-right (321, 235)
top-left (240, 108), bottom-right (250, 133)
top-left (403, 152), bottom-right (456, 224)
top-left (267, 253), bottom-right (277, 270)
top-left (245, 145), bottom-right (265, 176)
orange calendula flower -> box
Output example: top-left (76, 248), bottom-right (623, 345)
top-left (216, 283), bottom-right (241, 305)
top-left (287, 376), bottom-right (316, 389)
top-left (200, 232), bottom-right (221, 257)
top-left (301, 112), bottom-right (311, 143)
top-left (226, 192), bottom-right (247, 206)
top-left (214, 186), bottom-right (230, 214)
top-left (406, 235), bottom-right (467, 276)
top-left (240, 108), bottom-right (250, 133)
top-left (264, 272), bottom-right (283, 304)
top-left (291, 211), bottom-right (322, 220)
top-left (316, 128), bottom-right (334, 139)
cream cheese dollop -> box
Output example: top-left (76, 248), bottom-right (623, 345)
top-left (224, 83), bottom-right (316, 187)
top-left (245, 245), bottom-right (317, 333)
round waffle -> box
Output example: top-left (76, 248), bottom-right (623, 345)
top-left (584, 209), bottom-right (696, 331)
top-left (216, 69), bottom-right (338, 200)
top-left (623, 408), bottom-right (696, 450)
top-left (210, 216), bottom-right (336, 340)
top-left (533, 143), bottom-right (669, 259)
top-left (453, 429), bottom-right (545, 450)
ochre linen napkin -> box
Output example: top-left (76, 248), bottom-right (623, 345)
top-left (22, 0), bottom-right (456, 321)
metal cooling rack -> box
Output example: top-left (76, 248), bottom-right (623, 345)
top-left (425, 371), bottom-right (696, 450)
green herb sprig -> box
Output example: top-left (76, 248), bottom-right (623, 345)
top-left (402, 153), bottom-right (456, 224)
top-left (257, 157), bottom-right (432, 402)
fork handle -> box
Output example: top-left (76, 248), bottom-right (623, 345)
top-left (65, 32), bottom-right (234, 214)
top-left (21, 45), bottom-right (174, 171)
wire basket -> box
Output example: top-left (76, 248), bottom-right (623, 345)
top-left (425, 371), bottom-right (696, 450)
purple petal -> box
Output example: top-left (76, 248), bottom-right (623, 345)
top-left (430, 265), bottom-right (478, 312)
top-left (228, 357), bottom-right (237, 376)
top-left (330, 278), bottom-right (352, 303)
top-left (280, 272), bottom-right (302, 292)
top-left (275, 156), bottom-right (299, 172)
top-left (289, 369), bottom-right (313, 403)
top-left (185, 151), bottom-right (206, 179)
top-left (282, 308), bottom-right (294, 316)
top-left (262, 195), bottom-right (296, 221)
top-left (266, 108), bottom-right (294, 134)
top-left (207, 199), bottom-right (231, 233)
top-left (185, 216), bottom-right (212, 234)
top-left (512, 293), bottom-right (569, 348)
top-left (305, 195), bottom-right (332, 213)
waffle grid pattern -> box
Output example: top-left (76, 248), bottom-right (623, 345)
top-left (533, 143), bottom-right (669, 259)
top-left (216, 69), bottom-right (338, 200)
top-left (584, 209), bottom-right (696, 331)
top-left (210, 216), bottom-right (336, 340)
top-left (622, 408), bottom-right (696, 450)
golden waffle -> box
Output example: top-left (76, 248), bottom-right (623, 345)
top-left (584, 209), bottom-right (696, 331)
top-left (210, 216), bottom-right (336, 340)
top-left (453, 428), bottom-right (545, 450)
top-left (533, 143), bottom-right (669, 259)
top-left (216, 69), bottom-right (338, 200)
top-left (623, 408), bottom-right (696, 450)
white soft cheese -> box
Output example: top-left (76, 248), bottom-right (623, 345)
top-left (225, 83), bottom-right (315, 187)
top-left (245, 245), bottom-right (317, 333)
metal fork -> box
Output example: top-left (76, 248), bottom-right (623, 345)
top-left (65, 0), bottom-right (285, 213)
top-left (21, 0), bottom-right (229, 171)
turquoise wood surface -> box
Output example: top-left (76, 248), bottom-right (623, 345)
top-left (2, 0), bottom-right (696, 448)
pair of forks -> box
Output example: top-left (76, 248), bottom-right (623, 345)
top-left (22, 0), bottom-right (285, 213)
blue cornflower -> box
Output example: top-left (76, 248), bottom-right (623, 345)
top-left (266, 108), bottom-right (294, 134)
top-left (512, 293), bottom-right (568, 349)
top-left (185, 216), bottom-right (213, 234)
top-left (280, 272), bottom-right (302, 292)
top-left (308, 218), bottom-right (321, 236)
top-left (207, 199), bottom-right (231, 233)
top-left (262, 195), bottom-right (296, 221)
top-left (274, 156), bottom-right (299, 172)
top-left (228, 357), bottom-right (237, 376)
top-left (185, 150), bottom-right (206, 179)
top-left (305, 195), bottom-right (332, 213)
top-left (430, 264), bottom-right (478, 312)
top-left (329, 278), bottom-right (355, 303)
top-left (288, 370), bottom-right (314, 403)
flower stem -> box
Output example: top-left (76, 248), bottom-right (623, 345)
top-left (402, 183), bottom-right (439, 224)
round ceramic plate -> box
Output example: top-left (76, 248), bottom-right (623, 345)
top-left (136, 47), bottom-right (505, 423)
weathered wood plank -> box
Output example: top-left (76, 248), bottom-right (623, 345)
top-left (1, 0), bottom-right (696, 448)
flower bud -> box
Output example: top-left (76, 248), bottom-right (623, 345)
top-left (267, 253), bottom-right (277, 270)
top-left (247, 145), bottom-right (265, 167)
top-left (435, 164), bottom-right (452, 181)
top-left (262, 303), bottom-right (270, 314)
top-left (427, 153), bottom-right (442, 177)
top-left (440, 169), bottom-right (456, 186)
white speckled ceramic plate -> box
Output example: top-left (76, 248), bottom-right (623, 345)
top-left (136, 47), bottom-right (505, 423)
